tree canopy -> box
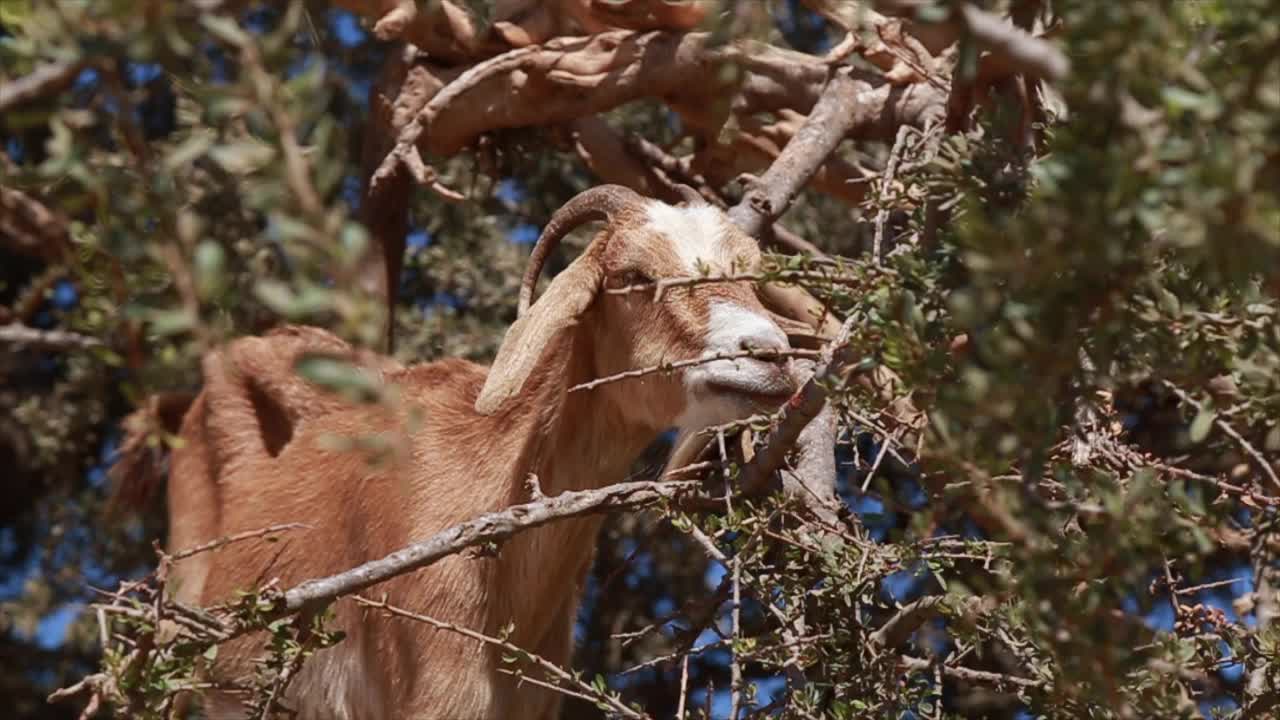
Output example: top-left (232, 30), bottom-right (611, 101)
top-left (1, 0), bottom-right (1279, 718)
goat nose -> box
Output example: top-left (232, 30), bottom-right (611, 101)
top-left (737, 326), bottom-right (788, 356)
top-left (739, 336), bottom-right (777, 353)
top-left (706, 303), bottom-right (789, 357)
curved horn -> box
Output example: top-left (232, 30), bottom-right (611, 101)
top-left (518, 184), bottom-right (645, 317)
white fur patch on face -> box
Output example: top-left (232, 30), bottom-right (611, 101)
top-left (644, 201), bottom-right (732, 273)
top-left (677, 302), bottom-right (792, 432)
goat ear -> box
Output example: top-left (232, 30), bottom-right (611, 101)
top-left (475, 257), bottom-right (603, 415)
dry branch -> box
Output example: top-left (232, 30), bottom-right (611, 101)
top-left (0, 186), bottom-right (73, 261)
top-left (900, 655), bottom-right (1045, 689)
top-left (870, 595), bottom-right (946, 648)
top-left (741, 313), bottom-right (871, 492)
top-left (568, 348), bottom-right (819, 393)
top-left (373, 30), bottom-right (947, 188)
top-left (0, 59), bottom-right (87, 114)
top-left (954, 3), bottom-right (1069, 82)
top-left (727, 67), bottom-right (867, 238)
top-left (816, 1), bottom-right (1069, 82)
top-left (0, 323), bottom-right (103, 351)
top-left (276, 479), bottom-right (702, 614)
top-left (354, 596), bottom-right (653, 720)
top-left (168, 523), bottom-right (311, 563)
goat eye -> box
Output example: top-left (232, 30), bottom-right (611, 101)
top-left (609, 270), bottom-right (651, 289)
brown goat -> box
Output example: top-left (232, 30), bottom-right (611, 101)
top-left (118, 185), bottom-right (809, 719)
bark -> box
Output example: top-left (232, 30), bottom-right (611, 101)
top-left (374, 30), bottom-right (947, 185)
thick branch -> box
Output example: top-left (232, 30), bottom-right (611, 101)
top-left (727, 67), bottom-right (865, 238)
top-left (374, 30), bottom-right (945, 186)
top-left (818, 1), bottom-right (1068, 81)
top-left (954, 3), bottom-right (1069, 82)
top-left (870, 595), bottom-right (945, 648)
top-left (741, 314), bottom-right (871, 491)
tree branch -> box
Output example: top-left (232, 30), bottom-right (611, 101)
top-left (0, 323), bottom-right (103, 351)
top-left (0, 59), bottom-right (87, 115)
top-left (741, 314), bottom-right (871, 494)
top-left (0, 186), bottom-right (73, 261)
top-left (353, 596), bottom-right (653, 720)
top-left (727, 67), bottom-right (867, 238)
top-left (373, 30), bottom-right (946, 188)
top-left (277, 479), bottom-right (702, 614)
top-left (870, 595), bottom-right (946, 648)
top-left (954, 2), bottom-right (1069, 82)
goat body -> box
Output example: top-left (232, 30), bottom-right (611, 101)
top-left (126, 186), bottom-right (803, 719)
top-left (180, 327), bottom-right (628, 719)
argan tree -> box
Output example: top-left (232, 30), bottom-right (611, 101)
top-left (1, 0), bottom-right (1278, 718)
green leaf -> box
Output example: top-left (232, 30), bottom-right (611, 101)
top-left (1189, 406), bottom-right (1216, 444)
top-left (209, 140), bottom-right (276, 175)
top-left (0, 0), bottom-right (31, 28)
top-left (163, 132), bottom-right (214, 172)
top-left (254, 279), bottom-right (296, 315)
top-left (194, 241), bottom-right (226, 300)
top-left (200, 15), bottom-right (251, 47)
top-left (294, 353), bottom-right (381, 403)
top-left (147, 308), bottom-right (196, 338)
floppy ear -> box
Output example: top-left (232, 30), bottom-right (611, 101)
top-left (475, 256), bottom-right (603, 414)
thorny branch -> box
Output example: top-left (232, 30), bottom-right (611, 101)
top-left (354, 596), bottom-right (652, 720)
top-left (0, 323), bottom-right (103, 351)
top-left (276, 479), bottom-right (704, 616)
top-left (727, 67), bottom-right (872, 238)
top-left (741, 313), bottom-right (873, 491)
top-left (568, 348), bottom-right (819, 393)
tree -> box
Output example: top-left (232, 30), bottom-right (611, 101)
top-left (2, 0), bottom-right (1278, 718)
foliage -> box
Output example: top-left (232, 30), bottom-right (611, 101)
top-left (2, 0), bottom-right (1278, 719)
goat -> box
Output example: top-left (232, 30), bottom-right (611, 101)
top-left (118, 184), bottom-right (809, 719)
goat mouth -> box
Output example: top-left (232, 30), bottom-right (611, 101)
top-left (703, 380), bottom-right (795, 406)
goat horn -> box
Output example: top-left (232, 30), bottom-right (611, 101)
top-left (518, 184), bottom-right (645, 317)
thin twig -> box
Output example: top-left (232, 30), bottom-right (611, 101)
top-left (676, 655), bottom-right (690, 720)
top-left (900, 655), bottom-right (1045, 689)
top-left (1174, 578), bottom-right (1246, 596)
top-left (568, 348), bottom-right (819, 393)
top-left (234, 39), bottom-right (323, 219)
top-left (861, 427), bottom-right (904, 492)
top-left (873, 125), bottom-right (914, 263)
top-left (0, 323), bottom-right (103, 351)
top-left (353, 596), bottom-right (652, 720)
top-left (603, 271), bottom-right (863, 297)
top-left (169, 523), bottom-right (312, 562)
top-left (729, 552), bottom-right (743, 720)
top-left (1162, 381), bottom-right (1280, 492)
